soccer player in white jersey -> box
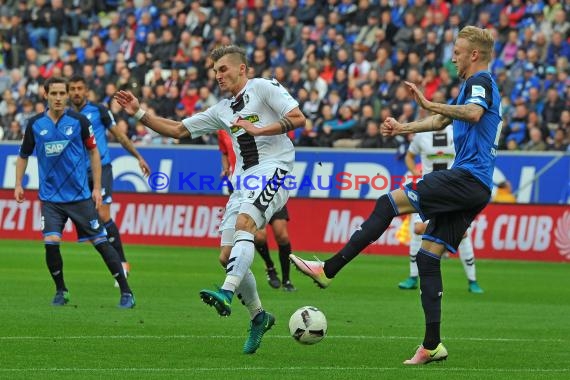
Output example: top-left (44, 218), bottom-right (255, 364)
top-left (115, 46), bottom-right (306, 354)
top-left (398, 125), bottom-right (484, 294)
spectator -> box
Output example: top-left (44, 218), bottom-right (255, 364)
top-left (4, 120), bottom-right (23, 141)
top-left (548, 128), bottom-right (568, 151)
top-left (522, 127), bottom-right (547, 151)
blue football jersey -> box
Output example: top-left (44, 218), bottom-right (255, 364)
top-left (451, 71), bottom-right (503, 190)
top-left (79, 102), bottom-right (115, 166)
top-left (19, 110), bottom-right (97, 203)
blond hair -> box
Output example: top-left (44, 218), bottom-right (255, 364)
top-left (210, 45), bottom-right (248, 68)
top-left (457, 26), bottom-right (494, 62)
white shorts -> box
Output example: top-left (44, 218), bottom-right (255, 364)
top-left (219, 165), bottom-right (289, 245)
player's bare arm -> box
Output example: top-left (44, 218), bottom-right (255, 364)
top-left (109, 125), bottom-right (151, 177)
top-left (382, 114), bottom-right (450, 136)
top-left (114, 90), bottom-right (190, 139)
top-left (234, 107), bottom-right (306, 137)
top-left (404, 81), bottom-right (485, 124)
top-left (88, 147), bottom-right (103, 209)
top-left (14, 157), bottom-right (28, 203)
top-left (405, 151), bottom-right (421, 176)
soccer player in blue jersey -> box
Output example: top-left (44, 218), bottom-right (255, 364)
top-left (290, 26), bottom-right (502, 364)
top-left (14, 77), bottom-right (135, 308)
top-left (69, 75), bottom-right (150, 285)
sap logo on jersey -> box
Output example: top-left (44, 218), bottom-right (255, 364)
top-left (44, 140), bottom-right (70, 156)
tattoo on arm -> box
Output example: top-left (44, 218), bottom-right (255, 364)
top-left (279, 117), bottom-right (295, 134)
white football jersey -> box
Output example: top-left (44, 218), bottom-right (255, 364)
top-left (408, 125), bottom-right (455, 174)
top-left (182, 78), bottom-right (298, 176)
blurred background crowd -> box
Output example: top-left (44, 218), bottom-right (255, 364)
top-left (0, 0), bottom-right (569, 153)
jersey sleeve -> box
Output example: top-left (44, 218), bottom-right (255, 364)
top-left (97, 104), bottom-right (116, 130)
top-left (79, 115), bottom-right (97, 150)
top-left (463, 75), bottom-right (493, 110)
top-left (182, 104), bottom-right (223, 138)
top-left (257, 78), bottom-right (299, 117)
top-left (19, 121), bottom-right (36, 158)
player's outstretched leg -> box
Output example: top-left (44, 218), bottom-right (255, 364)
top-left (291, 194), bottom-right (399, 287)
top-left (243, 310), bottom-right (275, 354)
top-left (289, 255), bottom-right (331, 288)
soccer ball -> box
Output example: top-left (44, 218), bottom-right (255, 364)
top-left (288, 306), bottom-right (327, 344)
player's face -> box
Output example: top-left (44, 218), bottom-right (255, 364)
top-left (213, 55), bottom-right (246, 95)
top-left (46, 83), bottom-right (68, 113)
top-left (68, 81), bottom-right (88, 108)
top-left (452, 38), bottom-right (472, 80)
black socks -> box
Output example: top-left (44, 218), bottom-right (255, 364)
top-left (104, 219), bottom-right (127, 263)
top-left (278, 243), bottom-right (292, 282)
top-left (255, 241), bottom-right (274, 269)
top-left (94, 241), bottom-right (131, 294)
top-left (417, 248), bottom-right (443, 350)
top-left (46, 243), bottom-right (66, 291)
top-left (325, 194), bottom-right (398, 278)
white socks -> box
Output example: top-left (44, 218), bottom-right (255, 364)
top-left (459, 237), bottom-right (477, 282)
top-left (222, 230), bottom-right (255, 292)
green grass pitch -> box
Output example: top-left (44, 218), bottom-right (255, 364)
top-left (0, 239), bottom-right (569, 379)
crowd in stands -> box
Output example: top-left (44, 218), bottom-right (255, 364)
top-left (0, 0), bottom-right (569, 152)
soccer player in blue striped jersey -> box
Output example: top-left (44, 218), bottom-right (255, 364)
top-left (69, 75), bottom-right (150, 285)
top-left (14, 77), bottom-right (135, 308)
top-left (290, 26), bottom-right (502, 364)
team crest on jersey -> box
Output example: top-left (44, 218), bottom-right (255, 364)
top-left (44, 140), bottom-right (69, 156)
top-left (89, 219), bottom-right (100, 230)
top-left (86, 113), bottom-right (92, 120)
top-left (65, 126), bottom-right (73, 135)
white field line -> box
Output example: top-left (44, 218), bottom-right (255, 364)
top-left (0, 367), bottom-right (568, 373)
top-left (0, 334), bottom-right (565, 343)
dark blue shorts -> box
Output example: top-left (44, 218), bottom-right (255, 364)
top-left (404, 168), bottom-right (490, 253)
top-left (269, 205), bottom-right (289, 224)
top-left (41, 199), bottom-right (107, 242)
top-left (89, 164), bottom-right (113, 204)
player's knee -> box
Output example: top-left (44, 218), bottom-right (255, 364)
top-left (44, 235), bottom-right (61, 244)
top-left (414, 223), bottom-right (426, 235)
top-left (234, 213), bottom-right (257, 233)
top-left (275, 234), bottom-right (289, 245)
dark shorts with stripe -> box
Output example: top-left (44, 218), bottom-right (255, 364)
top-left (269, 205), bottom-right (289, 224)
top-left (404, 168), bottom-right (490, 253)
top-left (41, 199), bottom-right (107, 242)
top-left (89, 164), bottom-right (113, 204)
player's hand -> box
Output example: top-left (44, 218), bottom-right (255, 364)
top-left (114, 91), bottom-right (141, 116)
top-left (92, 188), bottom-right (102, 210)
top-left (234, 119), bottom-right (261, 136)
top-left (382, 117), bottom-right (403, 137)
top-left (404, 81), bottom-right (430, 110)
top-left (139, 158), bottom-right (151, 177)
top-left (220, 168), bottom-right (231, 178)
top-left (14, 185), bottom-right (24, 203)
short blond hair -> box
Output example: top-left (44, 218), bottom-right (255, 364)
top-left (457, 26), bottom-right (494, 62)
top-left (210, 45), bottom-right (248, 68)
